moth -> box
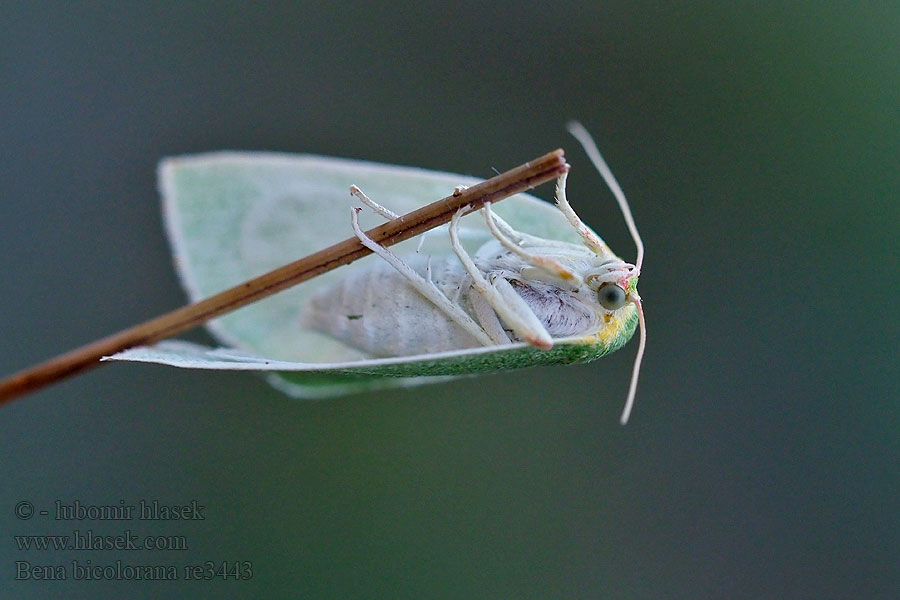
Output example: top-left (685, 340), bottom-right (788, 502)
top-left (110, 124), bottom-right (646, 423)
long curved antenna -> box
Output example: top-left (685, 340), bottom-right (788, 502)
top-left (567, 121), bottom-right (644, 272)
top-left (619, 293), bottom-right (646, 425)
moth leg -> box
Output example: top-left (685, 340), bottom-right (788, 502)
top-left (482, 202), bottom-right (582, 286)
top-left (449, 206), bottom-right (553, 350)
top-left (350, 207), bottom-right (496, 347)
top-left (468, 287), bottom-right (512, 345)
top-left (554, 171), bottom-right (613, 256)
top-left (349, 185), bottom-right (511, 344)
top-left (479, 208), bottom-right (545, 247)
top-left (351, 184), bottom-right (456, 253)
top-left (479, 204), bottom-right (594, 259)
top-left (350, 185), bottom-right (399, 220)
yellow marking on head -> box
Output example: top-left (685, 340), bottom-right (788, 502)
top-left (575, 304), bottom-right (638, 347)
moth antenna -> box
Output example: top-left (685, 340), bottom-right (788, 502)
top-left (566, 121), bottom-right (644, 272)
top-left (619, 293), bottom-right (646, 425)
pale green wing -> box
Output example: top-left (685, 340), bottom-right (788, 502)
top-left (107, 152), bottom-right (630, 397)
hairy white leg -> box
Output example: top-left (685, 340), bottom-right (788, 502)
top-left (351, 185), bottom-right (491, 333)
top-left (352, 183), bottom-right (445, 254)
top-left (449, 206), bottom-right (553, 350)
top-left (482, 202), bottom-right (582, 285)
top-left (455, 190), bottom-right (584, 251)
top-left (350, 183), bottom-right (483, 288)
top-left (482, 209), bottom-right (581, 250)
top-left (479, 208), bottom-right (524, 244)
top-left (489, 275), bottom-right (555, 347)
top-left (554, 171), bottom-right (612, 256)
top-left (350, 208), bottom-right (495, 347)
top-left (481, 177), bottom-right (615, 255)
top-left (516, 237), bottom-right (595, 252)
top-left (468, 288), bottom-right (512, 345)
top-left (350, 185), bottom-right (399, 219)
top-left (352, 184), bottom-right (482, 252)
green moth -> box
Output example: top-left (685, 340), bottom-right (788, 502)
top-left (109, 124), bottom-right (646, 423)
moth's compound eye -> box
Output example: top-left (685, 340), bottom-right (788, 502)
top-left (597, 283), bottom-right (626, 310)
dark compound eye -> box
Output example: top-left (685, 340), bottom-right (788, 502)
top-left (597, 283), bottom-right (626, 310)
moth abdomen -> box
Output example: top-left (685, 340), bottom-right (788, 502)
top-left (302, 260), bottom-right (482, 357)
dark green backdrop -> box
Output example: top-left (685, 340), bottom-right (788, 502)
top-left (2, 3), bottom-right (897, 598)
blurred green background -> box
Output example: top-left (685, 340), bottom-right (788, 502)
top-left (2, 2), bottom-right (897, 598)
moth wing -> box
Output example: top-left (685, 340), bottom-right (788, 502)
top-left (109, 152), bottom-right (587, 395)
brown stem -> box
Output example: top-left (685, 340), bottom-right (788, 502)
top-left (0, 149), bottom-right (568, 406)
